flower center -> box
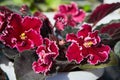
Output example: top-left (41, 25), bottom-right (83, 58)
top-left (83, 41), bottom-right (93, 48)
top-left (20, 33), bottom-right (26, 40)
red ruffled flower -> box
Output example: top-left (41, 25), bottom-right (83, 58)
top-left (66, 24), bottom-right (110, 65)
top-left (0, 13), bottom-right (43, 52)
top-left (32, 53), bottom-right (54, 75)
top-left (32, 38), bottom-right (59, 74)
top-left (54, 2), bottom-right (86, 30)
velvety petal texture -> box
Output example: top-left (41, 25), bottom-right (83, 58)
top-left (22, 16), bottom-right (42, 33)
top-left (0, 13), bottom-right (43, 52)
top-left (66, 42), bottom-right (83, 63)
top-left (32, 59), bottom-right (53, 74)
top-left (32, 38), bottom-right (59, 74)
top-left (54, 2), bottom-right (86, 30)
top-left (0, 6), bottom-right (13, 33)
top-left (87, 45), bottom-right (110, 65)
top-left (66, 24), bottom-right (110, 65)
top-left (77, 24), bottom-right (92, 38)
top-left (54, 13), bottom-right (67, 30)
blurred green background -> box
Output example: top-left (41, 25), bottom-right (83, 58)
top-left (0, 0), bottom-right (102, 12)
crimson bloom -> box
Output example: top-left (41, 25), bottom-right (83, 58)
top-left (32, 38), bottom-right (59, 74)
top-left (54, 2), bottom-right (86, 30)
top-left (66, 24), bottom-right (110, 65)
top-left (0, 13), bottom-right (43, 52)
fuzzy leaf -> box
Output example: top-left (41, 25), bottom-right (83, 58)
top-left (100, 23), bottom-right (120, 36)
top-left (99, 23), bottom-right (120, 47)
top-left (114, 41), bottom-right (120, 58)
top-left (14, 50), bottom-right (45, 80)
top-left (87, 3), bottom-right (120, 24)
top-left (99, 33), bottom-right (112, 40)
top-left (61, 26), bottom-right (79, 38)
top-left (0, 43), bottom-right (4, 54)
top-left (2, 46), bottom-right (18, 59)
top-left (78, 51), bottom-right (118, 70)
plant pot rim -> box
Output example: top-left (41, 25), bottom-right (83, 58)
top-left (46, 68), bottom-right (104, 80)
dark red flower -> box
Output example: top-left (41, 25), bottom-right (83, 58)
top-left (36, 38), bottom-right (59, 58)
top-left (54, 2), bottom-right (86, 30)
top-left (66, 24), bottom-right (110, 64)
top-left (0, 6), bottom-right (13, 33)
top-left (20, 4), bottom-right (29, 14)
top-left (0, 14), bottom-right (43, 52)
top-left (66, 42), bottom-right (83, 63)
top-left (32, 54), bottom-right (53, 74)
top-left (54, 13), bottom-right (67, 30)
top-left (32, 38), bottom-right (59, 74)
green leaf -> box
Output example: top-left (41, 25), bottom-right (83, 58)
top-left (83, 5), bottom-right (91, 12)
top-left (0, 0), bottom-right (13, 5)
top-left (45, 0), bottom-right (61, 10)
top-left (78, 51), bottom-right (118, 70)
top-left (14, 50), bottom-right (45, 80)
top-left (99, 33), bottom-right (112, 40)
top-left (114, 41), bottom-right (120, 58)
top-left (61, 26), bottom-right (79, 38)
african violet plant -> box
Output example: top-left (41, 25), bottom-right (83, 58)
top-left (0, 2), bottom-right (120, 80)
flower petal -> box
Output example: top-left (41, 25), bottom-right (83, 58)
top-left (72, 10), bottom-right (86, 23)
top-left (44, 38), bottom-right (51, 47)
top-left (66, 33), bottom-right (78, 42)
top-left (54, 13), bottom-right (67, 30)
top-left (44, 38), bottom-right (59, 58)
top-left (55, 21), bottom-right (65, 31)
top-left (67, 18), bottom-right (76, 27)
top-left (77, 24), bottom-right (92, 38)
top-left (0, 6), bottom-right (13, 32)
top-left (59, 4), bottom-right (67, 14)
top-left (0, 12), bottom-right (5, 32)
top-left (87, 44), bottom-right (110, 65)
top-left (15, 39), bottom-right (34, 52)
top-left (43, 52), bottom-right (56, 64)
top-left (36, 45), bottom-right (45, 54)
top-left (67, 2), bottom-right (78, 15)
top-left (50, 42), bottom-right (59, 58)
top-left (66, 42), bottom-right (83, 63)
top-left (22, 16), bottom-right (42, 33)
top-left (32, 59), bottom-right (52, 74)
top-left (26, 29), bottom-right (43, 47)
top-left (89, 30), bottom-right (101, 43)
top-left (9, 14), bottom-right (22, 35)
top-left (0, 28), bottom-right (17, 48)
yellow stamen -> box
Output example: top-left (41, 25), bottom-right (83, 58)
top-left (20, 33), bottom-right (26, 40)
top-left (83, 41), bottom-right (93, 48)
